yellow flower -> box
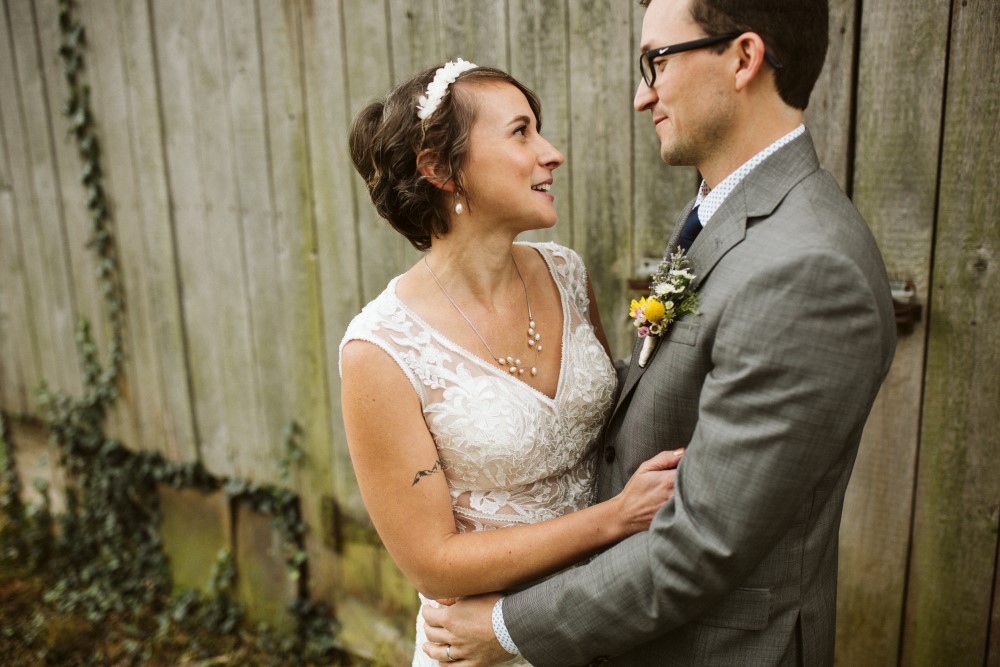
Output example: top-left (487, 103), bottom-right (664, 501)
top-left (643, 298), bottom-right (666, 323)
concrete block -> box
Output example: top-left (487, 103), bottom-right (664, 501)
top-left (233, 499), bottom-right (297, 632)
top-left (9, 421), bottom-right (66, 514)
top-left (303, 530), bottom-right (339, 603)
top-left (378, 549), bottom-right (419, 615)
top-left (339, 539), bottom-right (380, 597)
top-left (333, 539), bottom-right (418, 663)
top-left (157, 485), bottom-right (231, 593)
top-left (334, 594), bottom-right (413, 666)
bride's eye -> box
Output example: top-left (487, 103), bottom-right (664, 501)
top-left (514, 125), bottom-right (528, 137)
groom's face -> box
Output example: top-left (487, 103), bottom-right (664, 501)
top-left (634, 0), bottom-right (736, 168)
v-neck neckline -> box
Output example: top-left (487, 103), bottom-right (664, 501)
top-left (390, 243), bottom-right (569, 404)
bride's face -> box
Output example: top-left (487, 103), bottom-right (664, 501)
top-left (457, 82), bottom-right (564, 233)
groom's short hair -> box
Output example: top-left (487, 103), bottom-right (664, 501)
top-left (639, 0), bottom-right (829, 110)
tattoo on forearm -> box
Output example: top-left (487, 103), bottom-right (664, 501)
top-left (412, 460), bottom-right (443, 486)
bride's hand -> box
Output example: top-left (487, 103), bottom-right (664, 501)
top-left (616, 449), bottom-right (684, 535)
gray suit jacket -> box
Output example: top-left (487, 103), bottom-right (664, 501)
top-left (504, 132), bottom-right (896, 666)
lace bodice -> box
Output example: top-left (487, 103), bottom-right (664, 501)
top-left (339, 242), bottom-right (616, 666)
top-left (341, 242), bottom-right (616, 530)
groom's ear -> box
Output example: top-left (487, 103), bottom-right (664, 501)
top-left (416, 149), bottom-right (455, 192)
top-left (732, 32), bottom-right (769, 93)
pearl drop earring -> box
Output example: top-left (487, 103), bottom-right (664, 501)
top-left (454, 193), bottom-right (464, 215)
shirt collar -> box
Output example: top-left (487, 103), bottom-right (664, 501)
top-left (693, 124), bottom-right (805, 226)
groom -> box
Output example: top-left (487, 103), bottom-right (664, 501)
top-left (422, 0), bottom-right (896, 664)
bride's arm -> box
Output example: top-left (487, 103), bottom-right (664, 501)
top-left (341, 340), bottom-right (679, 600)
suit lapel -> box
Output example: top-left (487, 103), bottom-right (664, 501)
top-left (685, 197), bottom-right (746, 290)
top-left (684, 131), bottom-right (820, 289)
top-left (608, 131), bottom-right (822, 426)
top-left (612, 331), bottom-right (662, 418)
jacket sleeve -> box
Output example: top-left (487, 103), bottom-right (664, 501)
top-left (503, 249), bottom-right (892, 666)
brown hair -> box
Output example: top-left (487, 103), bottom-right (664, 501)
top-left (349, 64), bottom-right (543, 251)
top-left (639, 0), bottom-right (828, 110)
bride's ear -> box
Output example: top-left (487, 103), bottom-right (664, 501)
top-left (416, 149), bottom-right (455, 192)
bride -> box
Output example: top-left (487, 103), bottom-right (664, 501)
top-left (340, 60), bottom-right (681, 666)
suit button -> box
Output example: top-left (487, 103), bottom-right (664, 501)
top-left (604, 447), bottom-right (615, 463)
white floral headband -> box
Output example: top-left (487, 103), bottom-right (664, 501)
top-left (416, 58), bottom-right (478, 121)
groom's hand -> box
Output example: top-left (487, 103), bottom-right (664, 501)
top-left (422, 593), bottom-right (508, 666)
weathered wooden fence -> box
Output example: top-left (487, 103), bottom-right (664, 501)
top-left (0, 0), bottom-right (997, 664)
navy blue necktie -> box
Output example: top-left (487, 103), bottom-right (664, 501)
top-left (678, 205), bottom-right (702, 252)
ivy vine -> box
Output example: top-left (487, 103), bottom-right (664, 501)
top-left (0, 1), bottom-right (340, 663)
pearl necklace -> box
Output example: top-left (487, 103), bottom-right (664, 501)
top-left (423, 253), bottom-right (542, 377)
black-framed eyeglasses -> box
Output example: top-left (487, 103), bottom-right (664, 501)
top-left (639, 32), bottom-right (783, 87)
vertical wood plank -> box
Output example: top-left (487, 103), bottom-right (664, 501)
top-left (34, 0), bottom-right (108, 375)
top-left (112, 0), bottom-right (197, 461)
top-left (903, 0), bottom-right (1000, 664)
top-left (837, 0), bottom-right (950, 664)
top-left (217, 0), bottom-right (287, 482)
top-left (298, 0), bottom-right (363, 619)
top-left (990, 537), bottom-right (1000, 667)
top-left (299, 0), bottom-right (361, 517)
top-left (33, 0), bottom-right (139, 448)
top-left (567, 0), bottom-right (633, 357)
top-left (152, 0), bottom-right (261, 478)
top-left (71, 0), bottom-right (143, 447)
top-left (254, 0), bottom-right (336, 600)
top-left (0, 0), bottom-right (80, 398)
top-left (508, 0), bottom-right (571, 247)
top-left (437, 0), bottom-right (508, 69)
top-left (386, 0), bottom-right (443, 81)
top-left (803, 0), bottom-right (857, 190)
top-left (0, 50), bottom-right (35, 411)
top-left (342, 2), bottom-right (418, 306)
top-left (0, 142), bottom-right (25, 407)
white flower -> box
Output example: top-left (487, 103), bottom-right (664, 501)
top-left (416, 58), bottom-right (478, 120)
top-left (656, 283), bottom-right (682, 295)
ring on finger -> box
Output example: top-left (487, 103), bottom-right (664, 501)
top-left (447, 644), bottom-right (456, 662)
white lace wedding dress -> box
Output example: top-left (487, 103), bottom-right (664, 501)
top-left (340, 242), bottom-right (617, 666)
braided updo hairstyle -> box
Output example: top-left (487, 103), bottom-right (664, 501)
top-left (349, 63), bottom-right (543, 251)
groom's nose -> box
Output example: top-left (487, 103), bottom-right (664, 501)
top-left (635, 78), bottom-right (657, 112)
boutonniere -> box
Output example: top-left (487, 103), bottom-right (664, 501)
top-left (629, 249), bottom-right (700, 367)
